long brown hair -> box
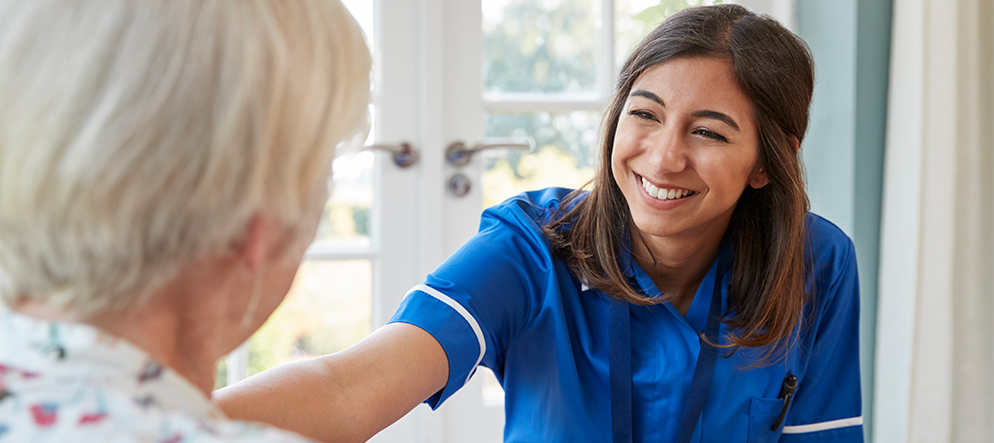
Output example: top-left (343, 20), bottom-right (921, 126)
top-left (544, 4), bottom-right (813, 362)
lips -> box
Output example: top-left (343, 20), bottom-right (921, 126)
top-left (640, 175), bottom-right (696, 201)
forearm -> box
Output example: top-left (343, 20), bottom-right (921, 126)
top-left (213, 323), bottom-right (448, 443)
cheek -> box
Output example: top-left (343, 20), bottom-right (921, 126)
top-left (610, 127), bottom-right (638, 175)
top-left (700, 153), bottom-right (760, 194)
top-left (609, 141), bottom-right (624, 179)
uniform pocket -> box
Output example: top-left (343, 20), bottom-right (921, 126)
top-left (747, 397), bottom-right (787, 443)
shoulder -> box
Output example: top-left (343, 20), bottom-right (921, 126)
top-left (0, 390), bottom-right (315, 443)
top-left (476, 187), bottom-right (582, 245)
top-left (482, 187), bottom-right (581, 227)
top-left (106, 410), bottom-right (317, 442)
top-left (803, 213), bottom-right (859, 311)
top-left (805, 212), bottom-right (856, 274)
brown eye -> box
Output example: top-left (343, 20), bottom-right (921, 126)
top-left (693, 128), bottom-right (728, 142)
top-left (629, 110), bottom-right (657, 121)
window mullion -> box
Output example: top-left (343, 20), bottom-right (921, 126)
top-left (225, 343), bottom-right (249, 386)
top-left (599, 0), bottom-right (616, 99)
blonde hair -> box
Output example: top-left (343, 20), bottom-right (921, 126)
top-left (0, 0), bottom-right (371, 314)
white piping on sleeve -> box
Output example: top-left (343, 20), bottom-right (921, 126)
top-left (406, 284), bottom-right (487, 384)
top-left (781, 416), bottom-right (863, 434)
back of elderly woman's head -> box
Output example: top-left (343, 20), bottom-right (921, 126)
top-left (0, 0), bottom-right (371, 314)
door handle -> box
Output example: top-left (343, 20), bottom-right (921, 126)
top-left (364, 142), bottom-right (419, 168)
top-left (445, 139), bottom-right (532, 167)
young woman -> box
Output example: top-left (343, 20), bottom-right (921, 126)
top-left (216, 5), bottom-right (862, 443)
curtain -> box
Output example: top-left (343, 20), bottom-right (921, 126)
top-left (874, 0), bottom-right (994, 442)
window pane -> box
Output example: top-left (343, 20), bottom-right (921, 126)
top-left (483, 0), bottom-right (602, 97)
top-left (615, 0), bottom-right (724, 69)
top-left (246, 260), bottom-right (372, 376)
top-left (342, 0), bottom-right (374, 53)
top-left (483, 111), bottom-right (600, 208)
top-left (314, 152), bottom-right (374, 248)
top-left (479, 368), bottom-right (506, 406)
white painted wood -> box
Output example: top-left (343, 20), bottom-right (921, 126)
top-left (431, 0), bottom-right (505, 441)
top-left (226, 343), bottom-right (248, 387)
top-left (483, 97), bottom-right (605, 112)
top-left (599, 0), bottom-right (617, 97)
top-left (367, 0), bottom-right (433, 441)
top-left (873, 0), bottom-right (925, 441)
top-left (302, 246), bottom-right (379, 261)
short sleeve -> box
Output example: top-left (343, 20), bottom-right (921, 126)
top-left (388, 189), bottom-right (571, 408)
top-left (781, 218), bottom-right (863, 442)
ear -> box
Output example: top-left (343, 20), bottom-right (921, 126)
top-left (235, 214), bottom-right (270, 273)
top-left (748, 165), bottom-right (769, 189)
top-left (789, 135), bottom-right (801, 154)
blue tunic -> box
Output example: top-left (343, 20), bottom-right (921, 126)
top-left (389, 188), bottom-right (863, 442)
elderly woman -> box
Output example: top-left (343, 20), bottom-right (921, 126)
top-left (0, 1), bottom-right (369, 441)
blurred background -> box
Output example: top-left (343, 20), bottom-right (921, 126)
top-left (213, 0), bottom-right (993, 441)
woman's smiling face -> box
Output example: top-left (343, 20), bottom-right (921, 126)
top-left (611, 56), bottom-right (769, 244)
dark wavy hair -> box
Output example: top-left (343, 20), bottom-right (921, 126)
top-left (544, 4), bottom-right (814, 361)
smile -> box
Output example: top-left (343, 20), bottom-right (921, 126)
top-left (640, 176), bottom-right (696, 201)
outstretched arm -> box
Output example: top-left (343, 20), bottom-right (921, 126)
top-left (213, 322), bottom-right (448, 443)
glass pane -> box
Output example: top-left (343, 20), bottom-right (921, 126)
top-left (479, 368), bottom-right (506, 406)
top-left (342, 0), bottom-right (374, 53)
top-left (312, 0), bottom-right (377, 250)
top-left (615, 0), bottom-right (723, 69)
top-left (482, 111), bottom-right (600, 208)
top-left (218, 0), bottom-right (377, 389)
top-left (483, 0), bottom-right (602, 97)
top-left (246, 260), bottom-right (372, 376)
top-left (214, 358), bottom-right (228, 389)
top-left (314, 151), bottom-right (374, 248)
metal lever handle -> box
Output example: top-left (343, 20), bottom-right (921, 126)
top-left (446, 140), bottom-right (531, 167)
top-left (364, 142), bottom-right (418, 168)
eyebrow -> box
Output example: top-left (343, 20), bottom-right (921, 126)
top-left (629, 90), bottom-right (664, 107)
top-left (628, 89), bottom-right (741, 131)
top-left (691, 110), bottom-right (740, 131)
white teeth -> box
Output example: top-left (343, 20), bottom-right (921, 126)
top-left (640, 176), bottom-right (693, 201)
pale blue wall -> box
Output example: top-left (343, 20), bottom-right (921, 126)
top-left (797, 0), bottom-right (892, 440)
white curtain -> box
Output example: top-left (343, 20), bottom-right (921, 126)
top-left (874, 0), bottom-right (994, 442)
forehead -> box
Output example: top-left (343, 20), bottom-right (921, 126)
top-left (628, 57), bottom-right (755, 118)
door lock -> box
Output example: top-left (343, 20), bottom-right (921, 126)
top-left (447, 173), bottom-right (471, 197)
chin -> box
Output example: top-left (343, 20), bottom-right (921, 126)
top-left (630, 216), bottom-right (686, 239)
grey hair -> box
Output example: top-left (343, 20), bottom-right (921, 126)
top-left (0, 0), bottom-right (371, 314)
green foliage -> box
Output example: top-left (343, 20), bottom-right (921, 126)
top-left (484, 0), bottom-right (598, 95)
top-left (245, 261), bottom-right (372, 378)
top-left (483, 146), bottom-right (596, 208)
top-left (214, 358), bottom-right (227, 390)
top-left (483, 111), bottom-right (599, 206)
top-left (633, 0), bottom-right (722, 26)
top-left (482, 0), bottom-right (724, 207)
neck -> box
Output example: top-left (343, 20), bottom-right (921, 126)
top-left (89, 298), bottom-right (221, 396)
top-left (14, 264), bottom-right (238, 397)
top-left (630, 222), bottom-right (728, 316)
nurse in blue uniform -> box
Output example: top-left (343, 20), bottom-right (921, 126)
top-left (215, 4), bottom-right (863, 443)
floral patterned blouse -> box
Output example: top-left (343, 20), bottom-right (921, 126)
top-left (0, 310), bottom-right (315, 442)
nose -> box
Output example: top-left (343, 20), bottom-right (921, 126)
top-left (645, 126), bottom-right (688, 174)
